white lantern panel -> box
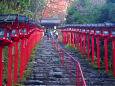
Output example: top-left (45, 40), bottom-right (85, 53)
top-left (83, 29), bottom-right (85, 32)
top-left (96, 30), bottom-right (101, 34)
top-left (112, 31), bottom-right (115, 36)
top-left (24, 28), bottom-right (26, 34)
top-left (77, 29), bottom-right (79, 31)
top-left (87, 30), bottom-right (90, 32)
top-left (0, 28), bottom-right (5, 38)
top-left (103, 30), bottom-right (109, 35)
top-left (12, 29), bottom-right (16, 35)
top-left (7, 29), bottom-right (11, 40)
top-left (91, 30), bottom-right (94, 33)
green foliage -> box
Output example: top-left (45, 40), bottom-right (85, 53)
top-left (107, 0), bottom-right (115, 3)
top-left (97, 3), bottom-right (115, 23)
top-left (30, 43), bottom-right (39, 61)
top-left (0, 0), bottom-right (46, 20)
top-left (65, 44), bottom-right (73, 50)
top-left (23, 70), bottom-right (32, 76)
top-left (18, 77), bottom-right (26, 82)
top-left (3, 46), bottom-right (9, 85)
top-left (12, 84), bottom-right (24, 86)
top-left (66, 0), bottom-right (115, 24)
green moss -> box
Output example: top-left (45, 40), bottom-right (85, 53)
top-left (106, 70), bottom-right (114, 77)
top-left (65, 44), bottom-right (73, 50)
top-left (18, 77), bottom-right (26, 81)
top-left (30, 43), bottom-right (39, 61)
top-left (12, 84), bottom-right (24, 86)
top-left (27, 62), bottom-right (32, 67)
top-left (23, 70), bottom-right (32, 76)
top-left (89, 62), bottom-right (98, 68)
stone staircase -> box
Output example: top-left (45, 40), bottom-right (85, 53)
top-left (21, 37), bottom-right (76, 86)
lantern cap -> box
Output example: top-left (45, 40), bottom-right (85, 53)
top-left (104, 22), bottom-right (115, 27)
top-left (59, 23), bottom-right (115, 29)
top-left (0, 14), bottom-right (29, 24)
top-left (29, 20), bottom-right (35, 25)
top-left (18, 15), bottom-right (28, 23)
top-left (0, 14), bottom-right (18, 23)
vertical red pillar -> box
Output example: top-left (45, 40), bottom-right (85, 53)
top-left (63, 32), bottom-right (64, 44)
top-left (64, 32), bottom-right (65, 44)
top-left (23, 39), bottom-right (27, 71)
top-left (70, 32), bottom-right (71, 45)
top-left (13, 42), bottom-right (19, 84)
top-left (81, 34), bottom-right (82, 54)
top-left (62, 32), bottom-right (63, 43)
top-left (75, 33), bottom-right (77, 48)
top-left (83, 35), bottom-right (85, 55)
top-left (73, 32), bottom-right (74, 48)
top-left (67, 32), bottom-right (69, 45)
top-left (92, 36), bottom-right (94, 63)
top-left (87, 35), bottom-right (90, 59)
top-left (77, 34), bottom-right (79, 51)
top-left (20, 39), bottom-right (24, 78)
top-left (113, 40), bottom-right (115, 77)
top-left (65, 32), bottom-right (67, 45)
top-left (42, 32), bottom-right (43, 40)
top-left (97, 37), bottom-right (100, 67)
top-left (0, 46), bottom-right (4, 86)
top-left (66, 32), bottom-right (67, 45)
top-left (105, 38), bottom-right (108, 71)
top-left (7, 44), bottom-right (13, 86)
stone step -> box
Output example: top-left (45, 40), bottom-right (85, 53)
top-left (23, 80), bottom-right (44, 85)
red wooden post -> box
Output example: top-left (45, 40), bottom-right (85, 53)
top-left (7, 44), bottom-right (13, 86)
top-left (23, 39), bottom-right (27, 71)
top-left (20, 39), bottom-right (24, 78)
top-left (75, 32), bottom-right (77, 48)
top-left (41, 32), bottom-right (43, 40)
top-left (26, 39), bottom-right (28, 68)
top-left (83, 35), bottom-right (85, 55)
top-left (64, 32), bottom-right (65, 44)
top-left (0, 46), bottom-right (4, 86)
top-left (13, 42), bottom-right (19, 84)
top-left (73, 32), bottom-right (74, 48)
top-left (92, 36), bottom-right (94, 63)
top-left (63, 32), bottom-right (65, 44)
top-left (81, 34), bottom-right (83, 54)
top-left (67, 32), bottom-right (69, 45)
top-left (76, 63), bottom-right (78, 86)
top-left (65, 32), bottom-right (67, 45)
top-left (104, 38), bottom-right (108, 71)
top-left (70, 32), bottom-right (71, 46)
top-left (63, 32), bottom-right (64, 44)
top-left (77, 34), bottom-right (79, 51)
top-left (113, 40), bottom-right (115, 77)
top-left (87, 35), bottom-right (90, 59)
top-left (97, 37), bottom-right (100, 67)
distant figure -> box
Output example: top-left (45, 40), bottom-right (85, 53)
top-left (55, 32), bottom-right (58, 41)
top-left (47, 32), bottom-right (51, 40)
